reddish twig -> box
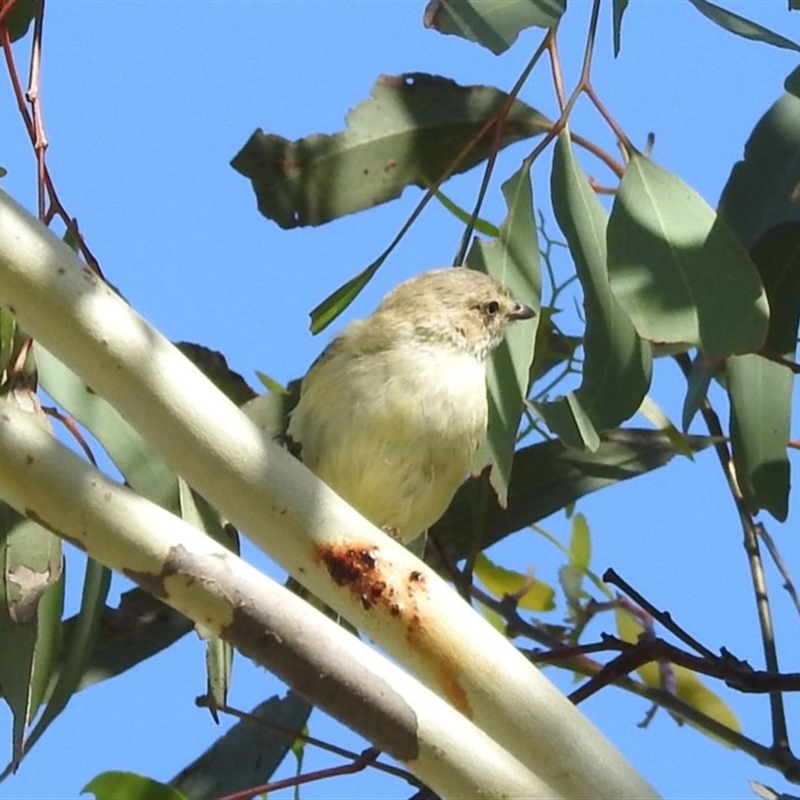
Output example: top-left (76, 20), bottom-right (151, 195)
top-left (41, 406), bottom-right (98, 467)
top-left (0, 1), bottom-right (102, 273)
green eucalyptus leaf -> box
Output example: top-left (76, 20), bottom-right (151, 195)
top-left (204, 636), bottom-right (232, 721)
top-left (254, 371), bottom-right (288, 396)
top-left (751, 222), bottom-right (800, 360)
top-left (535, 393), bottom-right (601, 451)
top-left (612, 0), bottom-right (630, 56)
top-left (686, 0), bottom-right (800, 53)
top-left (608, 154), bottom-right (769, 361)
top-left (427, 182), bottom-right (500, 237)
top-left (568, 512), bottom-right (591, 574)
top-left (53, 589), bottom-right (192, 694)
top-left (718, 67), bottom-right (800, 250)
top-left (724, 222), bottom-right (800, 522)
top-left (431, 428), bottom-right (716, 558)
top-left (422, 0), bottom-right (565, 54)
top-left (232, 72), bottom-right (551, 229)
top-left (20, 557), bottom-right (110, 761)
top-left (178, 479), bottom-right (237, 717)
top-left (539, 131), bottom-right (652, 447)
top-left (84, 772), bottom-right (186, 800)
top-left (0, 504), bottom-right (63, 770)
top-left (728, 354), bottom-right (792, 521)
top-left (681, 353), bottom-right (715, 433)
top-left (309, 258), bottom-right (384, 334)
top-left (36, 346), bottom-right (179, 511)
top-left (170, 693), bottom-right (312, 800)
top-left (468, 161), bottom-right (541, 505)
top-left (5, 0), bottom-right (36, 43)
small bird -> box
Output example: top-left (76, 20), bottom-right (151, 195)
top-left (288, 267), bottom-right (535, 543)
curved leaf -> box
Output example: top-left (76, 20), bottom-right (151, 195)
top-left (753, 222), bottom-right (800, 360)
top-left (309, 259), bottom-right (383, 334)
top-left (612, 0), bottom-right (630, 57)
top-left (468, 161), bottom-right (541, 504)
top-left (608, 154), bottom-right (769, 361)
top-left (725, 223), bottom-right (800, 522)
top-left (4, 0), bottom-right (36, 43)
top-left (686, 0), bottom-right (800, 54)
top-left (232, 73), bottom-right (551, 228)
top-left (681, 352), bottom-right (716, 433)
top-left (422, 0), bottom-right (565, 55)
top-left (57, 589), bottom-right (193, 693)
top-left (718, 67), bottom-right (800, 250)
top-left (430, 428), bottom-right (716, 560)
top-left (473, 552), bottom-right (554, 611)
top-left (728, 354), bottom-right (792, 521)
top-left (0, 505), bottom-right (63, 771)
top-left (84, 772), bottom-right (186, 800)
top-left (539, 131), bottom-right (652, 448)
top-left (615, 608), bottom-right (740, 742)
top-left (20, 557), bottom-right (111, 762)
top-left (36, 346), bottom-right (179, 511)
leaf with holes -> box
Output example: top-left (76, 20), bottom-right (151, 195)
top-left (232, 73), bottom-right (551, 229)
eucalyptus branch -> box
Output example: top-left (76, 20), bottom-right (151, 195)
top-left (0, 188), bottom-right (658, 800)
top-left (603, 569), bottom-right (717, 660)
top-left (472, 586), bottom-right (800, 783)
top-left (0, 399), bottom-right (551, 799)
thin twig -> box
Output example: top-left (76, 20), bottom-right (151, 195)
top-left (452, 32), bottom-right (550, 266)
top-left (674, 353), bottom-right (791, 755)
top-left (195, 698), bottom-right (421, 786)
top-left (0, 2), bottom-right (102, 272)
top-left (756, 523), bottom-right (800, 620)
top-left (603, 568), bottom-right (717, 660)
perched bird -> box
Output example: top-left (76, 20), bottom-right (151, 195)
top-left (288, 267), bottom-right (535, 543)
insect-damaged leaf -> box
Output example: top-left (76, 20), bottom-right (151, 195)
top-left (232, 73), bottom-right (551, 228)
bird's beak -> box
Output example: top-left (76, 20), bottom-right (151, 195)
top-left (509, 303), bottom-right (536, 321)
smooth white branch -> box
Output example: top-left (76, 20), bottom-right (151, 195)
top-left (0, 399), bottom-right (553, 799)
top-left (0, 188), bottom-right (659, 800)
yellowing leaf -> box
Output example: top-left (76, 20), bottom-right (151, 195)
top-left (474, 552), bottom-right (554, 611)
top-left (673, 664), bottom-right (741, 741)
top-left (615, 608), bottom-right (740, 742)
top-left (568, 512), bottom-right (591, 573)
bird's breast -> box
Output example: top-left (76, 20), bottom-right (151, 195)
top-left (288, 339), bottom-right (488, 541)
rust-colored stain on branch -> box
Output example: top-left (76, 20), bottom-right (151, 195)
top-left (317, 543), bottom-right (472, 717)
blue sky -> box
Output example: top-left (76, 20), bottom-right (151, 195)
top-left (2, 2), bottom-right (800, 798)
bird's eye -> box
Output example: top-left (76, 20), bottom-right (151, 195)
top-left (484, 300), bottom-right (500, 316)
